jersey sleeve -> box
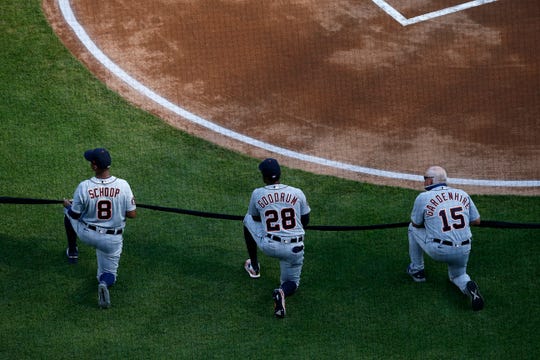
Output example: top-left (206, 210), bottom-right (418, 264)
top-left (70, 181), bottom-right (87, 215)
top-left (299, 190), bottom-right (311, 215)
top-left (468, 196), bottom-right (480, 222)
top-left (410, 194), bottom-right (425, 225)
top-left (247, 190), bottom-right (259, 216)
top-left (124, 182), bottom-right (136, 212)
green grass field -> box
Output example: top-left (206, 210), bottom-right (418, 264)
top-left (1, 1), bottom-right (539, 359)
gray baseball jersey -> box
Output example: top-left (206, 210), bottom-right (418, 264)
top-left (66, 176), bottom-right (135, 279)
top-left (248, 183), bottom-right (310, 238)
top-left (411, 185), bottom-right (480, 242)
top-left (71, 176), bottom-right (136, 228)
top-left (244, 183), bottom-right (310, 286)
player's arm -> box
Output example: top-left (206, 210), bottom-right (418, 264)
top-left (63, 198), bottom-right (81, 219)
top-left (125, 192), bottom-right (137, 219)
top-left (67, 208), bottom-right (81, 219)
top-left (247, 190), bottom-right (261, 222)
top-left (301, 213), bottom-right (310, 227)
top-left (299, 192), bottom-right (311, 228)
top-left (410, 213), bottom-right (424, 228)
top-left (468, 197), bottom-right (481, 226)
top-left (126, 209), bottom-right (137, 219)
top-left (410, 195), bottom-right (425, 228)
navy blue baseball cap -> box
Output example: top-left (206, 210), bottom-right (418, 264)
top-left (84, 148), bottom-right (111, 169)
top-left (259, 158), bottom-right (281, 180)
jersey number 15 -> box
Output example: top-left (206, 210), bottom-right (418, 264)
top-left (438, 206), bottom-right (465, 232)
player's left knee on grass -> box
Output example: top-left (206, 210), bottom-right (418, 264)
top-left (281, 280), bottom-right (297, 297)
top-left (99, 272), bottom-right (116, 287)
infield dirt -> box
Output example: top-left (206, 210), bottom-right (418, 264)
top-left (43, 0), bottom-right (539, 195)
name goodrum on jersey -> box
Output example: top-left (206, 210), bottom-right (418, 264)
top-left (257, 192), bottom-right (299, 208)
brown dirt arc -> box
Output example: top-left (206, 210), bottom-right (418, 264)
top-left (42, 0), bottom-right (540, 195)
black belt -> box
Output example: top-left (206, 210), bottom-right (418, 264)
top-left (267, 234), bottom-right (303, 243)
top-left (433, 238), bottom-right (470, 247)
top-left (85, 223), bottom-right (123, 235)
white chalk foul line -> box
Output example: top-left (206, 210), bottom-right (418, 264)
top-left (58, 0), bottom-right (539, 187)
top-left (405, 0), bottom-right (499, 25)
top-left (372, 0), bottom-right (498, 26)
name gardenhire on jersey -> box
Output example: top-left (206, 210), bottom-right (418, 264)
top-left (424, 191), bottom-right (472, 217)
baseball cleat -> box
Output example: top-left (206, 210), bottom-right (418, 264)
top-left (66, 247), bottom-right (78, 264)
top-left (98, 282), bottom-right (111, 309)
top-left (272, 288), bottom-right (286, 318)
top-left (466, 281), bottom-right (484, 311)
top-left (407, 265), bottom-right (426, 282)
top-left (244, 259), bottom-right (260, 278)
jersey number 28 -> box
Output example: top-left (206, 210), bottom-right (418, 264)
top-left (265, 208), bottom-right (296, 231)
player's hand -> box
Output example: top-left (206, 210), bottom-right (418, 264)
top-left (63, 198), bottom-right (73, 208)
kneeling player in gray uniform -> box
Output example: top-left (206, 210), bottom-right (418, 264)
top-left (243, 158), bottom-right (311, 318)
top-left (407, 165), bottom-right (484, 311)
top-left (63, 148), bottom-right (136, 309)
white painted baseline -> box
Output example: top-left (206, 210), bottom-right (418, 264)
top-left (371, 0), bottom-right (499, 26)
top-left (58, 0), bottom-right (539, 187)
top-left (404, 0), bottom-right (499, 25)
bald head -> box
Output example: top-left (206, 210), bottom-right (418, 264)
top-left (425, 166), bottom-right (447, 184)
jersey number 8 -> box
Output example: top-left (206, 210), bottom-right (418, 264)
top-left (97, 199), bottom-right (113, 220)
